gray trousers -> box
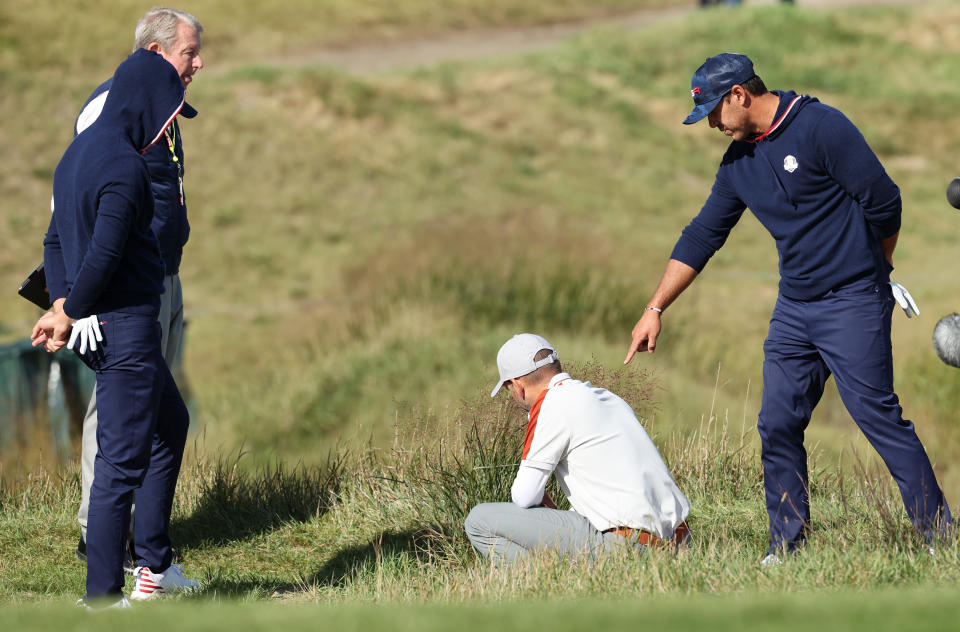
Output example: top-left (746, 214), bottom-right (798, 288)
top-left (464, 502), bottom-right (642, 565)
top-left (77, 274), bottom-right (184, 541)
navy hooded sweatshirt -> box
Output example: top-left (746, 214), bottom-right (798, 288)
top-left (75, 81), bottom-right (197, 276)
top-left (44, 49), bottom-right (185, 319)
top-left (670, 91), bottom-right (901, 300)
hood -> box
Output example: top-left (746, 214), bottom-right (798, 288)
top-left (97, 48), bottom-right (185, 154)
top-left (749, 90), bottom-right (818, 144)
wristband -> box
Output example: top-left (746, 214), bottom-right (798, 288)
top-left (645, 307), bottom-right (663, 314)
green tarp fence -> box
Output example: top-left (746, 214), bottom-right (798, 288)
top-left (0, 339), bottom-right (95, 462)
top-left (0, 325), bottom-right (190, 463)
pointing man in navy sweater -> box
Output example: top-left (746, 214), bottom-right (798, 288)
top-left (32, 49), bottom-right (197, 607)
top-left (623, 53), bottom-right (951, 561)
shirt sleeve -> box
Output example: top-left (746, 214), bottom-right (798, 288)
top-left (42, 212), bottom-right (68, 302)
top-left (815, 108), bottom-right (901, 239)
top-left (62, 184), bottom-right (139, 318)
top-left (520, 399), bottom-right (570, 471)
top-left (669, 158), bottom-right (748, 271)
top-left (510, 464), bottom-right (551, 508)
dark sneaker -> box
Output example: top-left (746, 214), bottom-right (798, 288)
top-left (125, 540), bottom-right (138, 575)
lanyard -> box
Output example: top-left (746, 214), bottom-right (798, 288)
top-left (165, 120), bottom-right (184, 206)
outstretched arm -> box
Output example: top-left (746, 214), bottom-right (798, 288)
top-left (628, 156), bottom-right (744, 364)
top-left (623, 259), bottom-right (698, 364)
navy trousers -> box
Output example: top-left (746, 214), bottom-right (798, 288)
top-left (758, 277), bottom-right (951, 553)
top-left (78, 311), bottom-right (189, 599)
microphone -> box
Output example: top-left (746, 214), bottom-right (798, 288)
top-left (933, 313), bottom-right (960, 368)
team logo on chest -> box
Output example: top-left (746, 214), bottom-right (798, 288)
top-left (783, 155), bottom-right (799, 173)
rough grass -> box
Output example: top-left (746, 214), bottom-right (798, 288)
top-left (3, 3), bottom-right (960, 628)
top-left (1, 368), bottom-right (957, 611)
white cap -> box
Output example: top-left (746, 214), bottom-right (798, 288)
top-left (490, 333), bottom-right (559, 397)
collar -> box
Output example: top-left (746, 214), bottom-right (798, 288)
top-left (527, 372), bottom-right (572, 420)
top-left (748, 93), bottom-right (801, 144)
top-left (548, 372), bottom-right (572, 389)
top-left (181, 102), bottom-right (198, 119)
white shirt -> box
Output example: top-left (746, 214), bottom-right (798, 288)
top-left (512, 373), bottom-right (690, 538)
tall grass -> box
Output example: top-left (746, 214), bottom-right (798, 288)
top-left (172, 448), bottom-right (345, 548)
top-left (4, 363), bottom-right (956, 606)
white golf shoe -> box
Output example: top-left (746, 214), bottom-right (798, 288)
top-left (76, 595), bottom-right (132, 610)
top-left (760, 553), bottom-right (783, 568)
top-left (130, 564), bottom-right (199, 600)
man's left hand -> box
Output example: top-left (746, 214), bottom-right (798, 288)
top-left (31, 304), bottom-right (74, 353)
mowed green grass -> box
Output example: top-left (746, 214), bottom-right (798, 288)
top-left (5, 588), bottom-right (960, 632)
top-left (3, 2), bottom-right (960, 490)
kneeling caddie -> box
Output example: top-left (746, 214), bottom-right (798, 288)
top-left (465, 334), bottom-right (690, 564)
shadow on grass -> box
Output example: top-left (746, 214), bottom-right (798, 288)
top-left (190, 530), bottom-right (436, 599)
top-left (306, 529), bottom-right (435, 588)
top-left (194, 575), bottom-right (297, 600)
top-left (171, 452), bottom-right (345, 549)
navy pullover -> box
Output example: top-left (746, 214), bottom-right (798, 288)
top-left (45, 49), bottom-right (185, 319)
top-left (670, 91), bottom-right (901, 300)
top-left (75, 82), bottom-right (197, 276)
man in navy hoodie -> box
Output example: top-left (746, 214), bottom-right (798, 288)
top-left (73, 7), bottom-right (203, 576)
top-left (623, 53), bottom-right (951, 561)
top-left (32, 49), bottom-right (197, 607)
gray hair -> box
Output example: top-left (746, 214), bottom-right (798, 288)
top-left (133, 7), bottom-right (203, 52)
top-left (933, 313), bottom-right (960, 368)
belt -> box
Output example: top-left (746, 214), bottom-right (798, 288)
top-left (603, 521), bottom-right (689, 547)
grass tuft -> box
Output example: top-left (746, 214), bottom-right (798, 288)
top-left (172, 448), bottom-right (345, 547)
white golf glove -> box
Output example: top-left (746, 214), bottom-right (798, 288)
top-left (67, 315), bottom-right (103, 354)
top-left (889, 282), bottom-right (919, 318)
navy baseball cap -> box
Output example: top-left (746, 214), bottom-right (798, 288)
top-left (683, 53), bottom-right (755, 125)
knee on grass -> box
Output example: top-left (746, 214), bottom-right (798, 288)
top-left (464, 502), bottom-right (501, 540)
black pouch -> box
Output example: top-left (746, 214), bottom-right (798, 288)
top-left (18, 262), bottom-right (52, 310)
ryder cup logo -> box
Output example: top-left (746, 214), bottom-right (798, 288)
top-left (783, 155), bottom-right (799, 173)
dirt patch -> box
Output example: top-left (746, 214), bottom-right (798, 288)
top-left (212, 0), bottom-right (927, 76)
